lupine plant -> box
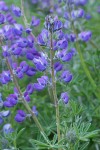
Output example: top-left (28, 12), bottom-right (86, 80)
top-left (0, 0), bottom-right (100, 150)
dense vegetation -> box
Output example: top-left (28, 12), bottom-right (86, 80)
top-left (0, 0), bottom-right (100, 150)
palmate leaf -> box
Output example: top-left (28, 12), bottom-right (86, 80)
top-left (29, 139), bottom-right (66, 150)
top-left (29, 139), bottom-right (50, 149)
top-left (79, 130), bottom-right (100, 141)
top-left (16, 128), bottom-right (26, 140)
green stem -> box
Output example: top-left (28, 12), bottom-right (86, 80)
top-left (71, 23), bottom-right (100, 99)
top-left (50, 31), bottom-right (61, 149)
top-left (6, 58), bottom-right (50, 145)
top-left (13, 140), bottom-right (17, 150)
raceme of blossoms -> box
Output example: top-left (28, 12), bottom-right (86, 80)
top-left (0, 0), bottom-right (83, 125)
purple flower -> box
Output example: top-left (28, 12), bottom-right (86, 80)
top-left (53, 20), bottom-right (63, 32)
top-left (64, 12), bottom-right (70, 20)
top-left (26, 28), bottom-right (32, 34)
top-left (54, 62), bottom-right (63, 72)
top-left (24, 92), bottom-right (31, 102)
top-left (56, 49), bottom-right (73, 62)
top-left (0, 117), bottom-right (4, 124)
top-left (37, 29), bottom-right (49, 46)
top-left (17, 38), bottom-right (28, 48)
top-left (44, 15), bottom-right (63, 32)
top-left (13, 47), bottom-right (22, 55)
top-left (12, 5), bottom-right (21, 17)
top-left (71, 9), bottom-right (84, 19)
top-left (0, 1), bottom-right (8, 12)
top-left (13, 23), bottom-right (23, 36)
top-left (1, 110), bottom-right (10, 117)
top-left (33, 55), bottom-right (48, 71)
top-left (26, 83), bottom-right (34, 94)
top-left (14, 87), bottom-right (19, 96)
top-left (16, 67), bottom-right (24, 79)
top-left (55, 30), bottom-right (64, 40)
top-left (61, 71), bottom-right (72, 83)
top-left (34, 76), bottom-right (48, 91)
top-left (69, 33), bottom-right (76, 42)
top-left (4, 94), bottom-right (18, 108)
top-left (27, 35), bottom-right (34, 48)
top-left (33, 83), bottom-right (45, 91)
top-left (3, 123), bottom-right (13, 134)
top-left (61, 92), bottom-right (69, 104)
top-left (6, 13), bottom-right (16, 24)
top-left (57, 38), bottom-right (68, 49)
top-left (26, 67), bottom-right (36, 76)
top-left (31, 0), bottom-right (38, 4)
top-left (2, 45), bottom-right (9, 57)
top-left (75, 0), bottom-right (87, 6)
top-left (62, 52), bottom-right (73, 62)
top-left (64, 20), bottom-right (70, 29)
top-left (78, 31), bottom-right (92, 42)
top-left (0, 13), bottom-right (5, 24)
top-left (0, 71), bottom-right (11, 84)
top-left (85, 13), bottom-right (92, 20)
top-left (15, 110), bottom-right (26, 123)
top-left (20, 61), bottom-right (29, 73)
top-left (31, 16), bottom-right (40, 27)
top-left (32, 106), bottom-right (38, 116)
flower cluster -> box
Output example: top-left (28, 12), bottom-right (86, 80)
top-left (58, 0), bottom-right (92, 42)
top-left (0, 1), bottom-right (75, 124)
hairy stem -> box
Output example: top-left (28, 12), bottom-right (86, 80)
top-left (6, 58), bottom-right (50, 145)
top-left (50, 31), bottom-right (61, 149)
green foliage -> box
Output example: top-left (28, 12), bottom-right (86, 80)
top-left (0, 0), bottom-right (100, 150)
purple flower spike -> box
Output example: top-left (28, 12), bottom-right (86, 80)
top-left (61, 92), bottom-right (69, 104)
top-left (31, 16), bottom-right (40, 27)
top-left (12, 5), bottom-right (21, 17)
top-left (78, 31), bottom-right (92, 42)
top-left (61, 71), bottom-right (72, 83)
top-left (15, 110), bottom-right (26, 123)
